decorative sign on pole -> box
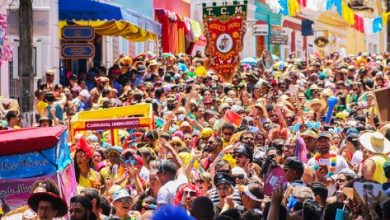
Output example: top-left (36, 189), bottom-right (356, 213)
top-left (61, 43), bottom-right (95, 59)
top-left (62, 25), bottom-right (95, 41)
top-left (252, 24), bottom-right (269, 36)
top-left (270, 25), bottom-right (288, 45)
top-left (203, 1), bottom-right (248, 82)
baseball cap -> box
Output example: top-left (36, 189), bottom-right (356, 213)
top-left (345, 127), bottom-right (359, 136)
top-left (346, 132), bottom-right (359, 141)
top-left (231, 167), bottom-right (247, 179)
top-left (301, 129), bottom-right (317, 139)
top-left (137, 65), bottom-right (146, 72)
top-left (219, 103), bottom-right (230, 111)
top-left (317, 131), bottom-right (331, 140)
top-left (213, 172), bottom-right (235, 187)
top-left (112, 189), bottom-right (131, 202)
top-left (233, 145), bottom-right (251, 158)
top-left (231, 105), bottom-right (244, 113)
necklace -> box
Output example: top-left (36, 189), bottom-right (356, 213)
top-left (313, 153), bottom-right (337, 177)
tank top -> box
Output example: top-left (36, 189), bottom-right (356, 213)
top-left (369, 154), bottom-right (389, 184)
top-left (78, 169), bottom-right (101, 189)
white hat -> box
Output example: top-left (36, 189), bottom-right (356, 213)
top-left (359, 131), bottom-right (390, 154)
top-left (231, 167), bottom-right (247, 178)
top-left (176, 107), bottom-right (186, 114)
top-left (112, 188), bottom-right (131, 202)
top-left (231, 105), bottom-right (244, 113)
top-left (79, 89), bottom-right (90, 98)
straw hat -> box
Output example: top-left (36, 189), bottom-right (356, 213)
top-left (119, 56), bottom-right (133, 66)
top-left (179, 121), bottom-right (193, 131)
top-left (253, 102), bottom-right (268, 117)
top-left (380, 123), bottom-right (390, 136)
top-left (149, 59), bottom-right (158, 67)
top-left (170, 136), bottom-right (186, 148)
top-left (304, 98), bottom-right (326, 111)
top-left (28, 192), bottom-right (68, 217)
top-left (359, 132), bottom-right (390, 154)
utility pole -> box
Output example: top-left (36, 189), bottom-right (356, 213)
top-left (19, 0), bottom-right (34, 114)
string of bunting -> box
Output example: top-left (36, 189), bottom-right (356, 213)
top-left (266, 0), bottom-right (389, 34)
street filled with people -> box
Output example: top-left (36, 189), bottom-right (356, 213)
top-left (2, 51), bottom-right (390, 220)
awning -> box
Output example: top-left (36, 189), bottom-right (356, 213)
top-left (59, 0), bottom-right (161, 41)
top-left (0, 126), bottom-right (67, 156)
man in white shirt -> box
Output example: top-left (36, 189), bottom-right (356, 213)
top-left (307, 131), bottom-right (348, 196)
top-left (157, 160), bottom-right (188, 206)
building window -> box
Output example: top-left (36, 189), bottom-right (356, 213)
top-left (9, 60), bottom-right (19, 99)
top-left (9, 46), bottom-right (37, 99)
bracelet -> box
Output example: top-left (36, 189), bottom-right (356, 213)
top-left (218, 153), bottom-right (225, 159)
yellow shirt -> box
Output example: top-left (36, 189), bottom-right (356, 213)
top-left (78, 169), bottom-right (101, 189)
top-left (369, 154), bottom-right (389, 184)
top-left (36, 100), bottom-right (48, 117)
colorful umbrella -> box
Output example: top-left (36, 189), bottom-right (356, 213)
top-left (240, 57), bottom-right (258, 65)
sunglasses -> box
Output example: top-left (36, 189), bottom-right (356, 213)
top-left (119, 197), bottom-right (132, 203)
top-left (195, 179), bottom-right (205, 184)
top-left (232, 174), bottom-right (245, 179)
top-left (171, 142), bottom-right (182, 147)
top-left (124, 159), bottom-right (137, 166)
top-left (183, 190), bottom-right (196, 196)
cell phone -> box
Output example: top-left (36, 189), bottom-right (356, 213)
top-left (363, 183), bottom-right (373, 191)
top-left (319, 164), bottom-right (328, 173)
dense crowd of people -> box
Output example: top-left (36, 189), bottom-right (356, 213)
top-left (1, 51), bottom-right (390, 220)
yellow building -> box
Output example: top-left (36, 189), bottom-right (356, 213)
top-left (311, 0), bottom-right (386, 55)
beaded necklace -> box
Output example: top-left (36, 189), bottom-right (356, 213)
top-left (313, 152), bottom-right (337, 177)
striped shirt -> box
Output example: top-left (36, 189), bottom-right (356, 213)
top-left (209, 186), bottom-right (244, 212)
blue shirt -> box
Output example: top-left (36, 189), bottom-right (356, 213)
top-left (47, 104), bottom-right (64, 122)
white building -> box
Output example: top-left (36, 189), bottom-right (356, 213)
top-left (0, 0), bottom-right (59, 98)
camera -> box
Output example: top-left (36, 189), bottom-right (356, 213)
top-left (260, 154), bottom-right (279, 178)
top-left (363, 184), bottom-right (373, 191)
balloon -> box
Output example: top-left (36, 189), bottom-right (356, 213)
top-left (325, 96), bottom-right (338, 124)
